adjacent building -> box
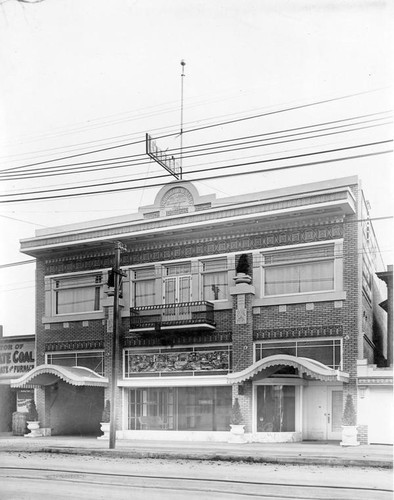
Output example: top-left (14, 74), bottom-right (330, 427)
top-left (11, 176), bottom-right (392, 443)
top-left (0, 331), bottom-right (35, 432)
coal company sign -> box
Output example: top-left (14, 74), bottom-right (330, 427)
top-left (0, 340), bottom-right (35, 377)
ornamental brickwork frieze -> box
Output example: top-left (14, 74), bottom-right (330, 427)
top-left (123, 222), bottom-right (343, 266)
top-left (253, 325), bottom-right (343, 340)
top-left (44, 221), bottom-right (343, 273)
top-left (45, 252), bottom-right (114, 275)
top-left (45, 340), bottom-right (104, 352)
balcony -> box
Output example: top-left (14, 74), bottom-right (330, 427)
top-left (130, 301), bottom-right (216, 333)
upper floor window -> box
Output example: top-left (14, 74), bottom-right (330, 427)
top-left (54, 274), bottom-right (102, 315)
top-left (201, 257), bottom-right (228, 301)
top-left (262, 244), bottom-right (335, 296)
top-left (133, 267), bottom-right (155, 307)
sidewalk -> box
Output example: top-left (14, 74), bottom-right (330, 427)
top-left (1, 434), bottom-right (392, 468)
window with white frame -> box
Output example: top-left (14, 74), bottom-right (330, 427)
top-left (201, 257), bottom-right (228, 301)
top-left (262, 244), bottom-right (336, 296)
top-left (132, 267), bottom-right (156, 307)
top-left (53, 274), bottom-right (102, 315)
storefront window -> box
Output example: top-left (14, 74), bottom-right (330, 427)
top-left (255, 338), bottom-right (342, 370)
top-left (256, 385), bottom-right (295, 432)
top-left (128, 386), bottom-right (232, 431)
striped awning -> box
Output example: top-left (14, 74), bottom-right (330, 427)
top-left (227, 354), bottom-right (349, 384)
top-left (10, 364), bottom-right (108, 388)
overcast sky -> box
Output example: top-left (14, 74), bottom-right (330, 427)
top-left (0, 0), bottom-right (393, 336)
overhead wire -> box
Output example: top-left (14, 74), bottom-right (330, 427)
top-left (0, 113), bottom-right (391, 182)
top-left (0, 147), bottom-right (391, 204)
top-left (0, 84), bottom-right (262, 152)
top-left (0, 140), bottom-right (391, 199)
top-left (0, 88), bottom-right (385, 173)
top-left (1, 111), bottom-right (390, 175)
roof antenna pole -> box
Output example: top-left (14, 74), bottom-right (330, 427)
top-left (180, 59), bottom-right (186, 180)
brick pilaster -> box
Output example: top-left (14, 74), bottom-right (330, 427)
top-left (230, 280), bottom-right (255, 432)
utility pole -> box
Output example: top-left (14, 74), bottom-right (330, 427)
top-left (109, 241), bottom-right (127, 449)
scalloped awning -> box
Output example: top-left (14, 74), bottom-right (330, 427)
top-left (227, 354), bottom-right (349, 384)
top-left (10, 364), bottom-right (108, 388)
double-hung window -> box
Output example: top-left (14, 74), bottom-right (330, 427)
top-left (263, 244), bottom-right (335, 296)
top-left (133, 267), bottom-right (156, 307)
top-left (54, 274), bottom-right (102, 315)
top-left (201, 257), bottom-right (228, 301)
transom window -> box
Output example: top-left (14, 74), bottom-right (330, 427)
top-left (53, 274), bottom-right (102, 315)
top-left (262, 244), bottom-right (335, 296)
top-left (201, 257), bottom-right (228, 301)
top-left (255, 338), bottom-right (342, 369)
top-left (46, 351), bottom-right (104, 376)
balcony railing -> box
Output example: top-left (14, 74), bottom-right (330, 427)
top-left (130, 301), bottom-right (215, 332)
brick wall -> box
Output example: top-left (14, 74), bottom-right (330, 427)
top-left (357, 424), bottom-right (368, 445)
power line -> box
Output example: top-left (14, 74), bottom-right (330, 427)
top-left (0, 117), bottom-right (391, 183)
top-left (0, 147), bottom-right (391, 204)
top-left (0, 259), bottom-right (36, 269)
top-left (0, 214), bottom-right (48, 227)
top-left (0, 85), bottom-right (262, 153)
top-left (0, 140), bottom-right (390, 199)
top-left (1, 89), bottom-right (383, 173)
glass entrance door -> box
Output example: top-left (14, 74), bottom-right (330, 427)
top-left (256, 385), bottom-right (296, 432)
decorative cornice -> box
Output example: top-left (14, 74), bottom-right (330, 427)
top-left (124, 332), bottom-right (232, 348)
top-left (358, 377), bottom-right (393, 385)
top-left (45, 340), bottom-right (104, 352)
top-left (254, 325), bottom-right (343, 340)
top-left (22, 190), bottom-right (350, 251)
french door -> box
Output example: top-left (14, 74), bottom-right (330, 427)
top-left (163, 275), bottom-right (192, 320)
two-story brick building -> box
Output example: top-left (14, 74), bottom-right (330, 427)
top-left (11, 176), bottom-right (390, 443)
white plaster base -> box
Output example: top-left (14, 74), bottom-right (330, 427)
top-left (251, 432), bottom-right (302, 443)
top-left (117, 430), bottom-right (302, 443)
top-left (118, 430), bottom-right (232, 442)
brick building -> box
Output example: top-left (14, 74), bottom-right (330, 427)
top-left (11, 176), bottom-right (391, 443)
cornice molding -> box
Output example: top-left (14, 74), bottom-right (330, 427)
top-left (22, 190), bottom-right (351, 252)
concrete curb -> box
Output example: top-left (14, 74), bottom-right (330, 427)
top-left (1, 445), bottom-right (392, 469)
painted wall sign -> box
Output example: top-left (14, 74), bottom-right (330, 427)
top-left (0, 341), bottom-right (35, 377)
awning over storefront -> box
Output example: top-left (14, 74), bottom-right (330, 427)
top-left (227, 354), bottom-right (349, 384)
top-left (10, 364), bottom-right (108, 388)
